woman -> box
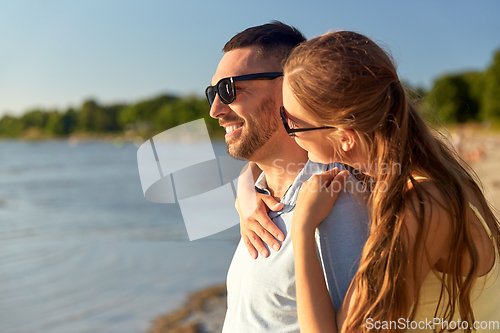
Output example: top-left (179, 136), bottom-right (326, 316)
top-left (276, 31), bottom-right (500, 332)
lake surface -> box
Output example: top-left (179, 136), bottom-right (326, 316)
top-left (0, 140), bottom-right (240, 333)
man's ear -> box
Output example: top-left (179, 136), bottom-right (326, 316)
top-left (337, 129), bottom-right (357, 152)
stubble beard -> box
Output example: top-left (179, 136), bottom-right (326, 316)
top-left (226, 97), bottom-right (280, 160)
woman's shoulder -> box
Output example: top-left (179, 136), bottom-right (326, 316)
top-left (402, 176), bottom-right (455, 268)
top-left (404, 175), bottom-right (452, 226)
top-left (404, 175), bottom-right (497, 277)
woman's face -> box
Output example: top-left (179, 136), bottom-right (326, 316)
top-left (282, 77), bottom-right (339, 164)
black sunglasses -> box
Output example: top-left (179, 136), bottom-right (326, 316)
top-left (280, 106), bottom-right (335, 137)
top-left (205, 72), bottom-right (283, 106)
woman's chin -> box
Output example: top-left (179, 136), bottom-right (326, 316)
top-left (308, 152), bottom-right (337, 165)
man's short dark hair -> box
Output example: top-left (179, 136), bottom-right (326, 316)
top-left (223, 21), bottom-right (306, 71)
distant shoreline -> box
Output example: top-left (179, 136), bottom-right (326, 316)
top-left (0, 133), bottom-right (227, 146)
top-left (0, 130), bottom-right (227, 144)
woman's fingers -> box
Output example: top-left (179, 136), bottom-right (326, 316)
top-left (293, 169), bottom-right (351, 234)
top-left (305, 168), bottom-right (349, 196)
top-left (329, 169), bottom-right (349, 196)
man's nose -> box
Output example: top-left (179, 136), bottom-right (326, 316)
top-left (209, 95), bottom-right (231, 119)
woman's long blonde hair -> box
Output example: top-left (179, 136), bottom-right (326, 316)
top-left (284, 31), bottom-right (500, 332)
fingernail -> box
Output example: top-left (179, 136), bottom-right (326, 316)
top-left (261, 250), bottom-right (268, 257)
top-left (278, 234), bottom-right (284, 241)
top-left (273, 243), bottom-right (280, 251)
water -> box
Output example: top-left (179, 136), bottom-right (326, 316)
top-left (0, 140), bottom-right (240, 333)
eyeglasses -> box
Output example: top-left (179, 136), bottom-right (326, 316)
top-left (280, 106), bottom-right (335, 137)
top-left (205, 72), bottom-right (283, 106)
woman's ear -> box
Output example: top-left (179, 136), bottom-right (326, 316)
top-left (337, 129), bottom-right (357, 152)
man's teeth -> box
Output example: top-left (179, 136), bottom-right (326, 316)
top-left (225, 124), bottom-right (242, 134)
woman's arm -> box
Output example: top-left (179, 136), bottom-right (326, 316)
top-left (291, 168), bottom-right (349, 332)
top-left (293, 228), bottom-right (338, 333)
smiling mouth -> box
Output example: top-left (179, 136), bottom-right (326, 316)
top-left (225, 124), bottom-right (243, 134)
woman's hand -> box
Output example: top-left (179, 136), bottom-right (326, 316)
top-left (236, 194), bottom-right (284, 259)
top-left (292, 168), bottom-right (349, 238)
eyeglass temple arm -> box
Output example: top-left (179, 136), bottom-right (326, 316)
top-left (288, 126), bottom-right (335, 133)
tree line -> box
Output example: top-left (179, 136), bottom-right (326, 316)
top-left (424, 49), bottom-right (500, 124)
top-left (0, 94), bottom-right (222, 139)
top-left (1, 48), bottom-right (499, 139)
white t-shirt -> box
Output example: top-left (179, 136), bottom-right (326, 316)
top-left (222, 161), bottom-right (369, 333)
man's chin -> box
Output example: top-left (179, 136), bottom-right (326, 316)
top-left (229, 154), bottom-right (248, 161)
top-left (226, 143), bottom-right (249, 161)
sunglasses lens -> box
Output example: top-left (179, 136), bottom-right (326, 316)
top-left (205, 86), bottom-right (216, 106)
top-left (282, 108), bottom-right (291, 125)
top-left (280, 107), bottom-right (295, 137)
top-left (218, 79), bottom-right (235, 104)
top-left (280, 107), bottom-right (286, 123)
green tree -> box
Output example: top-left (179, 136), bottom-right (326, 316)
top-left (0, 115), bottom-right (23, 136)
top-left (462, 71), bottom-right (485, 119)
top-left (45, 111), bottom-right (64, 135)
top-left (61, 108), bottom-right (78, 134)
top-left (156, 103), bottom-right (178, 130)
top-left (118, 94), bottom-right (177, 127)
top-left (482, 49), bottom-right (500, 121)
top-left (426, 74), bottom-right (479, 123)
top-left (95, 104), bottom-right (123, 132)
top-left (21, 109), bottom-right (49, 130)
top-left (78, 99), bottom-right (101, 132)
top-left (154, 96), bottom-right (223, 136)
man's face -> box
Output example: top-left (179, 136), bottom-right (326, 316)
top-left (209, 47), bottom-right (282, 160)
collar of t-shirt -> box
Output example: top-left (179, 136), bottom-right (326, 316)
top-left (254, 160), bottom-right (338, 218)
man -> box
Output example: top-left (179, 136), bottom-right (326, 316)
top-left (206, 21), bottom-right (368, 332)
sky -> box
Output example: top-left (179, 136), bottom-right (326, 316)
top-left (1, 0), bottom-right (499, 116)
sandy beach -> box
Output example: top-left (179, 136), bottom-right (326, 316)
top-left (459, 129), bottom-right (500, 218)
top-left (147, 284), bottom-right (227, 333)
top-left (150, 128), bottom-right (500, 333)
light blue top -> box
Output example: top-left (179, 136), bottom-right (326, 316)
top-left (222, 160), bottom-right (369, 333)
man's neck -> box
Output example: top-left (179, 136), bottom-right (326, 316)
top-left (252, 139), bottom-right (308, 200)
